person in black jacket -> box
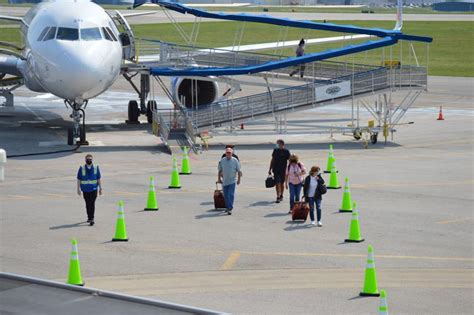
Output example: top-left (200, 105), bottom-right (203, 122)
top-left (303, 166), bottom-right (325, 226)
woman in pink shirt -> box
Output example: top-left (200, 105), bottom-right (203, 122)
top-left (285, 154), bottom-right (306, 214)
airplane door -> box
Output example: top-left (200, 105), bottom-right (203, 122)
top-left (113, 10), bottom-right (136, 61)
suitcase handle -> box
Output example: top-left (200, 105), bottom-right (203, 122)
top-left (216, 181), bottom-right (223, 190)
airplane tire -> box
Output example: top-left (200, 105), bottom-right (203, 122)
top-left (67, 128), bottom-right (74, 145)
top-left (80, 126), bottom-right (86, 143)
top-left (128, 100), bottom-right (140, 122)
top-left (146, 100), bottom-right (157, 124)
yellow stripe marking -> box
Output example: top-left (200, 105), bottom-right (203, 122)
top-left (112, 191), bottom-right (142, 196)
top-left (45, 193), bottom-right (68, 198)
top-left (9, 195), bottom-right (33, 200)
top-left (86, 268), bottom-right (474, 296)
top-left (437, 217), bottom-right (474, 225)
top-left (132, 245), bottom-right (474, 262)
top-left (219, 251), bottom-right (241, 271)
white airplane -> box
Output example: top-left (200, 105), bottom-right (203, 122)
top-left (0, 0), bottom-right (405, 145)
top-left (0, 0), bottom-right (149, 144)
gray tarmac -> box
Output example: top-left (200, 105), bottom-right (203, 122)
top-left (2, 6), bottom-right (473, 22)
top-left (0, 76), bottom-right (473, 314)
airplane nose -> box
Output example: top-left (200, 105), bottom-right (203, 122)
top-left (47, 42), bottom-right (118, 100)
top-left (57, 50), bottom-right (105, 90)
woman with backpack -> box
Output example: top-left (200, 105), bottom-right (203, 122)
top-left (285, 154), bottom-right (306, 214)
top-left (303, 166), bottom-right (326, 226)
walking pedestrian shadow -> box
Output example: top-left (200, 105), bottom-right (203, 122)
top-left (249, 201), bottom-right (274, 207)
top-left (264, 212), bottom-right (288, 218)
top-left (284, 220), bottom-right (314, 231)
top-left (195, 209), bottom-right (228, 219)
top-left (49, 221), bottom-right (89, 230)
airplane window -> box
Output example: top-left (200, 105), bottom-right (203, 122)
top-left (43, 27), bottom-right (57, 41)
top-left (57, 27), bottom-right (79, 41)
top-left (37, 27), bottom-right (50, 41)
top-left (81, 28), bottom-right (102, 41)
top-left (106, 27), bottom-right (118, 41)
top-left (101, 27), bottom-right (113, 41)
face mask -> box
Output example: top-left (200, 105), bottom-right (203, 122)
top-left (86, 159), bottom-right (92, 165)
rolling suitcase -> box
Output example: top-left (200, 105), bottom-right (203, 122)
top-left (214, 182), bottom-right (226, 210)
top-left (291, 201), bottom-right (309, 222)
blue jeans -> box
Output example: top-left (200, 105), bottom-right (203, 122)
top-left (307, 197), bottom-right (322, 222)
top-left (288, 183), bottom-right (303, 211)
top-left (223, 183), bottom-right (236, 210)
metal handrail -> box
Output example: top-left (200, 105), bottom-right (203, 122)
top-left (185, 66), bottom-right (426, 130)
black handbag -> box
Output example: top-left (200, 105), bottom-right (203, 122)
top-left (265, 176), bottom-right (276, 188)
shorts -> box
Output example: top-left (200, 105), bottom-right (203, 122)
top-left (273, 170), bottom-right (286, 184)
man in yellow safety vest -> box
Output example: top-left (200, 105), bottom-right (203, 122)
top-left (77, 154), bottom-right (102, 226)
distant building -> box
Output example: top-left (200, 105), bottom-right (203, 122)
top-left (432, 1), bottom-right (474, 11)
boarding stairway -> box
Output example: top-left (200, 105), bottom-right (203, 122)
top-left (141, 40), bottom-right (427, 152)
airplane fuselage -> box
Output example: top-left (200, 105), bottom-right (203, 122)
top-left (21, 0), bottom-right (122, 103)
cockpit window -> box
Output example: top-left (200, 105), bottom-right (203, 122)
top-left (106, 27), bottom-right (118, 41)
top-left (81, 28), bottom-right (102, 41)
top-left (57, 27), bottom-right (79, 41)
top-left (37, 27), bottom-right (50, 41)
top-left (101, 27), bottom-right (118, 42)
top-left (43, 27), bottom-right (57, 41)
top-left (101, 27), bottom-right (113, 41)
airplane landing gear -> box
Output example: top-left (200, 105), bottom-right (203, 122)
top-left (146, 100), bottom-right (157, 124)
top-left (127, 100), bottom-right (140, 124)
top-left (123, 73), bottom-right (154, 124)
top-left (65, 100), bottom-right (88, 146)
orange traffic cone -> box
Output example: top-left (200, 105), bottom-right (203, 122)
top-left (437, 106), bottom-right (444, 120)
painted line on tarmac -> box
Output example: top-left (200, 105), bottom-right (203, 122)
top-left (7, 194), bottom-right (33, 200)
top-left (112, 191), bottom-right (143, 196)
top-left (44, 193), bottom-right (69, 198)
top-left (436, 217), bottom-right (474, 225)
top-left (220, 251), bottom-right (241, 271)
top-left (86, 268), bottom-right (474, 296)
top-left (239, 250), bottom-right (474, 262)
top-left (134, 246), bottom-right (474, 262)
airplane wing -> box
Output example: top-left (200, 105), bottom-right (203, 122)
top-left (119, 11), bottom-right (156, 18)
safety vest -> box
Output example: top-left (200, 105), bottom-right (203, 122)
top-left (80, 165), bottom-right (98, 185)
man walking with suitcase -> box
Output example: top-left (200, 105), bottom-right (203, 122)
top-left (218, 148), bottom-right (242, 215)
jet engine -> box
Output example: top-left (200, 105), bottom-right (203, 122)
top-left (171, 77), bottom-right (219, 109)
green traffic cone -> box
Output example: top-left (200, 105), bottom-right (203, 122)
top-left (324, 144), bottom-right (337, 174)
top-left (113, 201), bottom-right (128, 242)
top-left (379, 290), bottom-right (388, 315)
top-left (327, 162), bottom-right (341, 189)
top-left (144, 176), bottom-right (159, 211)
top-left (169, 157), bottom-right (181, 189)
top-left (180, 146), bottom-right (192, 175)
top-left (339, 177), bottom-right (353, 212)
top-left (360, 245), bottom-right (380, 297)
top-left (345, 202), bottom-right (364, 243)
top-left (67, 239), bottom-right (84, 286)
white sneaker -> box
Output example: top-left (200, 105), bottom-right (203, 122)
top-left (311, 221), bottom-right (316, 225)
top-left (317, 221), bottom-right (323, 227)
